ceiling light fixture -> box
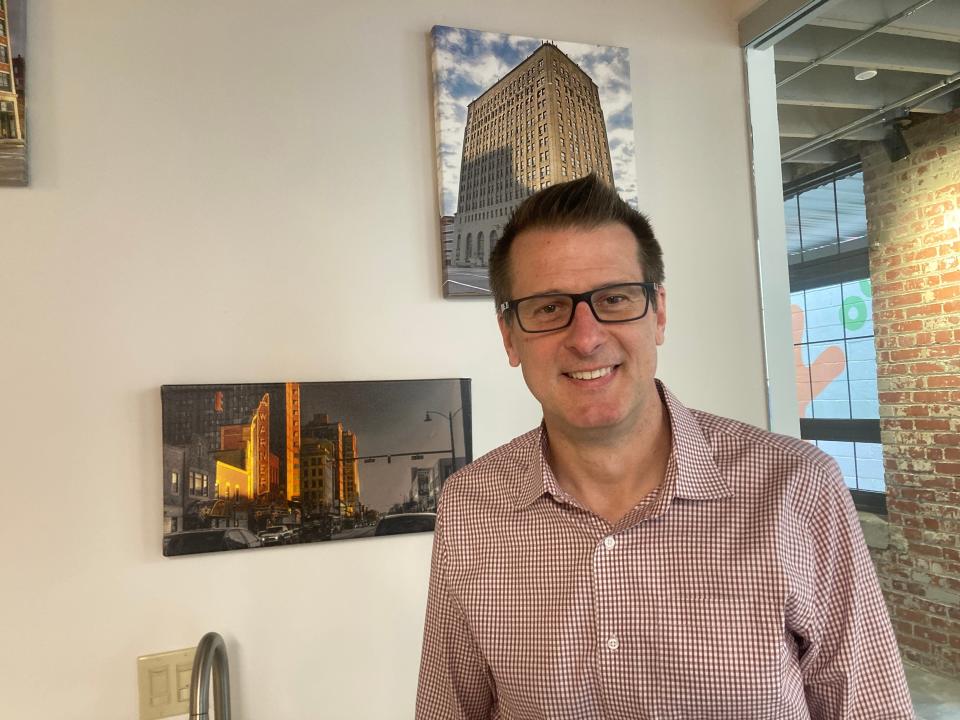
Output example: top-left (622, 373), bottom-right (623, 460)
top-left (854, 67), bottom-right (878, 81)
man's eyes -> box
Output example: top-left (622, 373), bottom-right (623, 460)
top-left (531, 302), bottom-right (561, 315)
top-left (527, 298), bottom-right (570, 315)
top-left (600, 294), bottom-right (628, 305)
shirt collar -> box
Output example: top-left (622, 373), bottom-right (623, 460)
top-left (513, 380), bottom-right (732, 511)
top-left (658, 381), bottom-right (732, 501)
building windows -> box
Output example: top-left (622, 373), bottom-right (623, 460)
top-left (0, 72), bottom-right (9, 91)
top-left (784, 165), bottom-right (883, 512)
top-left (171, 471), bottom-right (179, 494)
top-left (0, 45), bottom-right (6, 63)
top-left (189, 470), bottom-right (209, 495)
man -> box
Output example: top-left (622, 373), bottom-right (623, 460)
top-left (416, 174), bottom-right (913, 719)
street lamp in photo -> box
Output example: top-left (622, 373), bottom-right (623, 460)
top-left (424, 408), bottom-right (463, 474)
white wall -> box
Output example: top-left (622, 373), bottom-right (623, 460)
top-left (0, 1), bottom-right (763, 717)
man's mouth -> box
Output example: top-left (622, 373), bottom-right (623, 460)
top-left (565, 365), bottom-right (617, 381)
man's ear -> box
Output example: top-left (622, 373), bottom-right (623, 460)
top-left (654, 284), bottom-right (667, 346)
top-left (498, 315), bottom-right (521, 367)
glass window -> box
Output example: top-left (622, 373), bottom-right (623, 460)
top-left (811, 440), bottom-right (884, 493)
top-left (797, 183), bottom-right (838, 261)
top-left (836, 174), bottom-right (868, 253)
top-left (785, 167), bottom-right (882, 501)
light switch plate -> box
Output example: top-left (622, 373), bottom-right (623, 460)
top-left (137, 647), bottom-right (195, 720)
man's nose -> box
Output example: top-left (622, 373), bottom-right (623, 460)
top-left (564, 299), bottom-right (605, 354)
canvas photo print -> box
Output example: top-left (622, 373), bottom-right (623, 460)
top-left (431, 25), bottom-right (638, 297)
top-left (0, 0), bottom-right (25, 186)
top-left (162, 379), bottom-right (471, 557)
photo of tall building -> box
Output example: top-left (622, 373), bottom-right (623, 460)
top-left (161, 378), bottom-right (472, 557)
top-left (431, 26), bottom-right (637, 297)
top-left (0, 0), bottom-right (25, 186)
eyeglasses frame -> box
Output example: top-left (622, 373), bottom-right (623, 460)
top-left (498, 281), bottom-right (661, 334)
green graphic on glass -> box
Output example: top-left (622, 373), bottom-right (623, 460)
top-left (841, 295), bottom-right (868, 331)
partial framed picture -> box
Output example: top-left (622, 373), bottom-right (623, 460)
top-left (0, 0), bottom-right (25, 186)
top-left (431, 25), bottom-right (638, 297)
top-left (161, 379), bottom-right (472, 557)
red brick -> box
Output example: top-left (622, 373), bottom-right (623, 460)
top-left (928, 375), bottom-right (960, 388)
top-left (909, 365), bottom-right (950, 376)
top-left (934, 183), bottom-right (960, 199)
top-left (890, 348), bottom-right (925, 361)
top-left (898, 635), bottom-right (932, 653)
top-left (915, 627), bottom-right (950, 644)
top-left (912, 544), bottom-right (945, 558)
top-left (922, 200), bottom-right (956, 218)
top-left (905, 303), bottom-right (944, 318)
top-left (903, 527), bottom-right (923, 541)
top-left (933, 285), bottom-right (960, 301)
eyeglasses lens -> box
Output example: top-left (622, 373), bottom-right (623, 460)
top-left (516, 284), bottom-right (650, 332)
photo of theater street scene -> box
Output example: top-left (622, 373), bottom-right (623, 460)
top-left (161, 379), bottom-right (471, 557)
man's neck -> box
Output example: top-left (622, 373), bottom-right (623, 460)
top-left (545, 395), bottom-right (672, 525)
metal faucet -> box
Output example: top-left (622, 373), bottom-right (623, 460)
top-left (189, 631), bottom-right (232, 720)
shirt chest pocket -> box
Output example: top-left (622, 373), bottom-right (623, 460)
top-left (642, 593), bottom-right (784, 719)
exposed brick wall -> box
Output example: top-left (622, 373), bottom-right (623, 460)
top-left (861, 107), bottom-right (960, 676)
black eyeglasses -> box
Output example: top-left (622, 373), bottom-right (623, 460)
top-left (499, 282), bottom-right (660, 333)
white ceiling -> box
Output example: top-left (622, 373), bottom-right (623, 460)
top-left (775, 0), bottom-right (960, 181)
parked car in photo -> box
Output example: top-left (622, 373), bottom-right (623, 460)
top-left (258, 525), bottom-right (292, 546)
top-left (373, 512), bottom-right (437, 537)
top-left (164, 528), bottom-right (261, 556)
top-left (300, 518), bottom-right (334, 542)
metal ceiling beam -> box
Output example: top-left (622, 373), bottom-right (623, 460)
top-left (809, 0), bottom-right (960, 41)
top-left (776, 61), bottom-right (957, 112)
top-left (777, 105), bottom-right (888, 140)
top-left (739, 0), bottom-right (849, 49)
top-left (776, 25), bottom-right (960, 75)
top-left (781, 69), bottom-right (960, 161)
top-left (775, 0), bottom-right (938, 87)
top-left (779, 138), bottom-right (850, 162)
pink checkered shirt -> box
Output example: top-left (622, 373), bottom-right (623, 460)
top-left (416, 382), bottom-right (913, 719)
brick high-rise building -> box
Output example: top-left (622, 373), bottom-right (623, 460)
top-left (452, 43), bottom-right (614, 268)
top-left (0, 0), bottom-right (23, 140)
top-left (285, 382), bottom-right (301, 501)
top-left (342, 430), bottom-right (360, 517)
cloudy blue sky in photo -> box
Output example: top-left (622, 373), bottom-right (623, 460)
top-left (7, 0), bottom-right (24, 51)
top-left (431, 26), bottom-right (638, 215)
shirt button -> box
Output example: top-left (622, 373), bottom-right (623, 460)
top-left (603, 536), bottom-right (616, 549)
top-left (606, 637), bottom-right (620, 651)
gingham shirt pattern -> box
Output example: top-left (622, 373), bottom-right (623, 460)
top-left (416, 382), bottom-right (913, 720)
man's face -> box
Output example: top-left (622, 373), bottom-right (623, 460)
top-left (498, 222), bottom-right (667, 439)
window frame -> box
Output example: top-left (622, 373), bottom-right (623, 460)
top-left (784, 160), bottom-right (886, 515)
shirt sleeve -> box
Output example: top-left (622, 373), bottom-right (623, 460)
top-left (800, 465), bottom-right (915, 719)
top-left (416, 509), bottom-right (495, 720)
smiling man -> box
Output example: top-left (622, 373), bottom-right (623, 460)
top-left (416, 174), bottom-right (913, 719)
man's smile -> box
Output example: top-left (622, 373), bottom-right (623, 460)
top-left (563, 364), bottom-right (619, 381)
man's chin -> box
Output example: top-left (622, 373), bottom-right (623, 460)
top-left (547, 408), bottom-right (632, 437)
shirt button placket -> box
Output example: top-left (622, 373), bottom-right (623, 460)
top-left (597, 533), bottom-right (621, 664)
